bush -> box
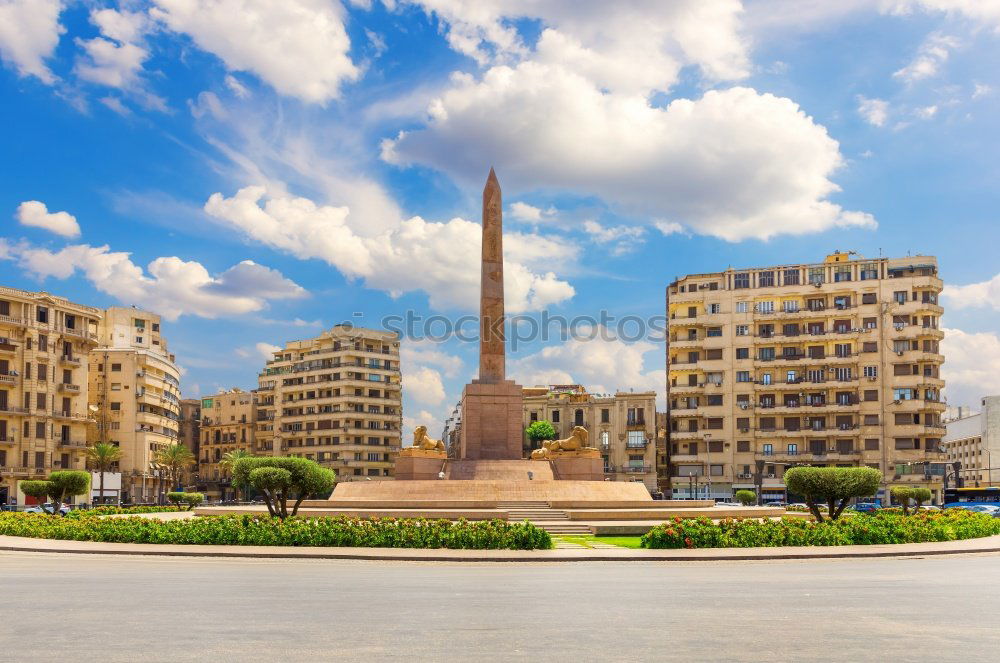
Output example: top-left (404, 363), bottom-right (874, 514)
top-left (641, 509), bottom-right (1000, 549)
top-left (65, 506), bottom-right (181, 519)
top-left (166, 492), bottom-right (205, 511)
top-left (525, 420), bottom-right (557, 444)
top-left (233, 457), bottom-right (335, 519)
top-left (735, 490), bottom-right (756, 506)
top-left (19, 471), bottom-right (91, 515)
top-left (783, 467), bottom-right (881, 521)
top-left (891, 486), bottom-right (915, 515)
top-left (0, 513), bottom-right (553, 550)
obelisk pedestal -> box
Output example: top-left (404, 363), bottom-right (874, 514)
top-left (458, 168), bottom-right (525, 461)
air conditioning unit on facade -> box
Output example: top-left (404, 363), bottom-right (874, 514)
top-left (738, 473), bottom-right (752, 479)
top-left (868, 376), bottom-right (877, 381)
top-left (740, 428), bottom-right (750, 433)
top-left (766, 473), bottom-right (776, 478)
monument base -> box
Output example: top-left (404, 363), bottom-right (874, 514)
top-left (459, 379), bottom-right (524, 460)
top-left (549, 456), bottom-right (605, 481)
top-left (394, 455), bottom-right (448, 481)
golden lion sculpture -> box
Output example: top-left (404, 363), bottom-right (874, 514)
top-left (412, 425), bottom-right (445, 452)
top-left (530, 426), bottom-right (595, 459)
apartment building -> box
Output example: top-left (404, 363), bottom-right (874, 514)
top-left (89, 307), bottom-right (181, 503)
top-left (257, 325), bottom-right (402, 482)
top-left (196, 388), bottom-right (255, 499)
top-left (0, 287), bottom-right (101, 507)
top-left (942, 395), bottom-right (1000, 486)
top-left (442, 401), bottom-right (462, 459)
top-left (666, 252), bottom-right (947, 503)
top-left (178, 398), bottom-right (201, 467)
top-left (522, 385), bottom-right (658, 490)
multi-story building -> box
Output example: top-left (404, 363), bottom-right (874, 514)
top-left (0, 287), bottom-right (101, 507)
top-left (942, 395), bottom-right (1000, 486)
top-left (178, 398), bottom-right (201, 468)
top-left (196, 388), bottom-right (255, 499)
top-left (522, 385), bottom-right (658, 490)
top-left (442, 401), bottom-right (462, 459)
top-left (89, 307), bottom-right (181, 503)
top-left (666, 252), bottom-right (947, 503)
top-left (257, 325), bottom-right (402, 482)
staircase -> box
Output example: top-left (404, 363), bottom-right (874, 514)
top-left (497, 501), bottom-right (591, 535)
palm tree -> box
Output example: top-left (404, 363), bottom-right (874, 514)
top-left (220, 449), bottom-right (253, 501)
top-left (154, 443), bottom-right (196, 492)
top-left (86, 442), bottom-right (123, 505)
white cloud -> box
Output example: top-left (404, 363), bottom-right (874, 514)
top-left (857, 96), bottom-right (889, 127)
top-left (99, 96), bottom-right (132, 116)
top-left (883, 1), bottom-right (1000, 31)
top-left (915, 104), bottom-right (938, 119)
top-left (151, 0), bottom-right (360, 104)
top-left (973, 83), bottom-right (992, 99)
top-left (582, 220), bottom-right (646, 256)
top-left (510, 329), bottom-right (664, 406)
top-left (942, 272), bottom-right (1000, 310)
top-left (15, 200), bottom-right (80, 238)
top-left (400, 339), bottom-right (464, 378)
top-left (0, 0), bottom-right (63, 84)
top-left (1, 239), bottom-right (306, 320)
top-left (404, 366), bottom-right (446, 407)
top-left (188, 91), bottom-right (227, 120)
top-left (74, 9), bottom-right (149, 89)
top-left (255, 342), bottom-right (282, 361)
top-left (224, 74), bottom-right (250, 98)
top-left (654, 220), bottom-right (685, 236)
top-left (941, 328), bottom-right (1000, 408)
top-left (508, 201), bottom-right (556, 223)
top-left (203, 185), bottom-right (576, 311)
top-left (893, 32), bottom-right (960, 84)
top-left (385, 77), bottom-right (876, 242)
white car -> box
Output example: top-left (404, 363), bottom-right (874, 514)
top-left (23, 503), bottom-right (69, 515)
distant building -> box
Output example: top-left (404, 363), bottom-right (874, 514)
top-left (178, 398), bottom-right (201, 466)
top-left (942, 395), bottom-right (1000, 485)
top-left (257, 325), bottom-right (402, 482)
top-left (197, 388), bottom-right (255, 499)
top-left (522, 385), bottom-right (658, 490)
top-left (442, 401), bottom-right (462, 459)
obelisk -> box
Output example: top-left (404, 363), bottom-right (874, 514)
top-left (458, 168), bottom-right (525, 460)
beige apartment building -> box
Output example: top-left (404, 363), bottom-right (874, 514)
top-left (257, 325), bottom-right (402, 482)
top-left (523, 385), bottom-right (658, 490)
top-left (89, 307), bottom-right (181, 503)
top-left (196, 388), bottom-right (255, 499)
top-left (178, 398), bottom-right (201, 467)
top-left (942, 395), bottom-right (1000, 486)
top-left (0, 287), bottom-right (101, 507)
top-left (666, 252), bottom-right (947, 503)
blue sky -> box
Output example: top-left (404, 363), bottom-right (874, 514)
top-left (2, 0), bottom-right (999, 437)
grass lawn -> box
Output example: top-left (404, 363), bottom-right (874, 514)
top-left (554, 535), bottom-right (644, 549)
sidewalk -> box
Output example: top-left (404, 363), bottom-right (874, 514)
top-left (3, 533), bottom-right (1000, 562)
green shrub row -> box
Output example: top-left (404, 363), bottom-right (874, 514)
top-left (0, 513), bottom-right (553, 550)
top-left (64, 506), bottom-right (182, 519)
top-left (642, 510), bottom-right (1000, 549)
top-left (166, 492), bottom-right (205, 510)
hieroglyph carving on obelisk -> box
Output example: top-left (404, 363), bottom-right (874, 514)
top-left (479, 167), bottom-right (506, 383)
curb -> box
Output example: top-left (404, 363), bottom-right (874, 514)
top-left (3, 534), bottom-right (1000, 562)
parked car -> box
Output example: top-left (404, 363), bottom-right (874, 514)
top-left (763, 501), bottom-right (786, 507)
top-left (958, 504), bottom-right (1000, 517)
top-left (24, 503), bottom-right (69, 516)
top-left (852, 500), bottom-right (882, 513)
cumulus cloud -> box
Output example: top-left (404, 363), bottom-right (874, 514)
top-left (255, 342), bottom-right (282, 361)
top-left (655, 221), bottom-right (685, 236)
top-left (508, 202), bottom-right (556, 223)
top-left (203, 185), bottom-right (576, 311)
top-left (857, 96), bottom-right (889, 127)
top-left (582, 220), bottom-right (646, 256)
top-left (400, 339), bottom-right (464, 378)
top-left (404, 366), bottom-right (447, 407)
top-left (15, 201), bottom-right (80, 237)
top-left (893, 33), bottom-right (960, 83)
top-left (942, 272), bottom-right (1000, 310)
top-left (941, 328), bottom-right (1000, 408)
top-left (385, 78), bottom-right (876, 241)
top-left (150, 0), bottom-right (360, 103)
top-left (509, 329), bottom-right (664, 406)
top-left (1, 239), bottom-right (306, 320)
top-left (0, 0), bottom-right (63, 83)
top-left (883, 1), bottom-right (1000, 31)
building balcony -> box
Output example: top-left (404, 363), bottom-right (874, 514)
top-left (0, 314), bottom-right (28, 329)
top-left (54, 324), bottom-right (98, 341)
top-left (670, 384), bottom-right (705, 395)
top-left (892, 375), bottom-right (944, 390)
top-left (0, 403), bottom-right (28, 415)
top-left (890, 398), bottom-right (945, 413)
top-left (892, 326), bottom-right (944, 341)
top-left (890, 350), bottom-right (944, 364)
top-left (51, 409), bottom-right (90, 421)
top-left (57, 439), bottom-right (88, 449)
top-left (0, 371), bottom-right (18, 385)
top-left (57, 382), bottom-right (81, 393)
top-left (0, 435), bottom-right (16, 446)
top-left (668, 336), bottom-right (703, 349)
top-left (894, 301), bottom-right (944, 316)
top-left (670, 430), bottom-right (703, 441)
top-left (59, 354), bottom-right (82, 367)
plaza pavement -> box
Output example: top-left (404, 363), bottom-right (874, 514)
top-left (1, 550), bottom-right (997, 662)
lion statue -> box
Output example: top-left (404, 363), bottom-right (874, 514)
top-left (412, 425), bottom-right (445, 452)
top-left (530, 426), bottom-right (592, 459)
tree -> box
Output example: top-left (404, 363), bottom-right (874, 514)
top-left (891, 486), bottom-right (915, 515)
top-left (166, 492), bottom-right (205, 511)
top-left (735, 489), bottom-right (756, 506)
top-left (47, 471), bottom-right (91, 515)
top-left (220, 449), bottom-right (254, 501)
top-left (525, 420), bottom-right (556, 445)
top-left (86, 442), bottom-right (123, 504)
top-left (912, 487), bottom-right (932, 511)
top-left (20, 480), bottom-right (52, 511)
top-left (232, 457), bottom-right (336, 519)
top-left (154, 444), bottom-right (196, 492)
top-left (784, 467), bottom-right (882, 522)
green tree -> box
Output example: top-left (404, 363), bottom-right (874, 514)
top-left (86, 442), bottom-right (123, 504)
top-left (784, 467), bottom-right (882, 522)
top-left (166, 492), bottom-right (205, 511)
top-left (220, 449), bottom-right (254, 501)
top-left (232, 457), bottom-right (335, 519)
top-left (20, 480), bottom-right (53, 511)
top-left (891, 486), bottom-right (915, 515)
top-left (912, 487), bottom-right (933, 510)
top-left (735, 489), bottom-right (756, 506)
top-left (525, 420), bottom-right (556, 445)
top-left (154, 444), bottom-right (196, 492)
top-left (47, 471), bottom-right (91, 515)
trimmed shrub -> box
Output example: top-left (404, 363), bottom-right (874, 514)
top-left (525, 420), bottom-right (557, 444)
top-left (166, 492), bottom-right (205, 511)
top-left (735, 490), bottom-right (756, 506)
top-left (891, 486), bottom-right (915, 515)
top-left (0, 513), bottom-right (552, 550)
top-left (641, 509), bottom-right (1000, 549)
top-left (19, 471), bottom-right (90, 515)
top-left (233, 457), bottom-right (335, 519)
top-left (65, 506), bottom-right (180, 519)
top-left (784, 467), bottom-right (881, 521)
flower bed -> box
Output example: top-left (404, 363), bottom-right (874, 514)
top-left (642, 510), bottom-right (1000, 549)
top-left (0, 513), bottom-right (553, 550)
top-left (64, 506), bottom-right (182, 518)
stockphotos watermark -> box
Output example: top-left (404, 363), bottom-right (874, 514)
top-left (340, 310), bottom-right (672, 350)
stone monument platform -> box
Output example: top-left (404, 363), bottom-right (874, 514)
top-left (328, 477), bottom-right (654, 503)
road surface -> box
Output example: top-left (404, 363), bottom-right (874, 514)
top-left (1, 551), bottom-right (996, 661)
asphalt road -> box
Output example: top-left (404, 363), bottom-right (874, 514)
top-left (1, 551), bottom-right (997, 662)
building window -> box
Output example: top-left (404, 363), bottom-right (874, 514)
top-left (736, 301), bottom-right (748, 313)
top-left (762, 444), bottom-right (773, 455)
top-left (758, 301), bottom-right (774, 314)
top-left (706, 327), bottom-right (722, 337)
top-left (784, 269), bottom-right (800, 285)
top-left (36, 306), bottom-right (48, 323)
top-left (736, 371), bottom-right (751, 383)
top-left (894, 291), bottom-right (907, 304)
top-left (783, 300), bottom-right (799, 313)
top-left (551, 411), bottom-right (560, 423)
top-left (600, 409), bottom-right (609, 423)
top-left (863, 366), bottom-right (877, 378)
top-left (834, 265), bottom-right (852, 282)
top-left (808, 267), bottom-right (825, 285)
top-left (708, 303), bottom-right (721, 314)
top-left (736, 440), bottom-right (750, 452)
top-left (860, 263), bottom-right (878, 280)
top-left (735, 325), bottom-right (749, 336)
top-left (734, 273), bottom-right (750, 289)
top-left (735, 347), bottom-right (749, 360)
top-left (600, 431), bottom-right (610, 448)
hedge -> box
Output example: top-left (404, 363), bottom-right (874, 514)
top-left (64, 506), bottom-right (182, 519)
top-left (641, 510), bottom-right (1000, 549)
top-left (0, 513), bottom-right (553, 550)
